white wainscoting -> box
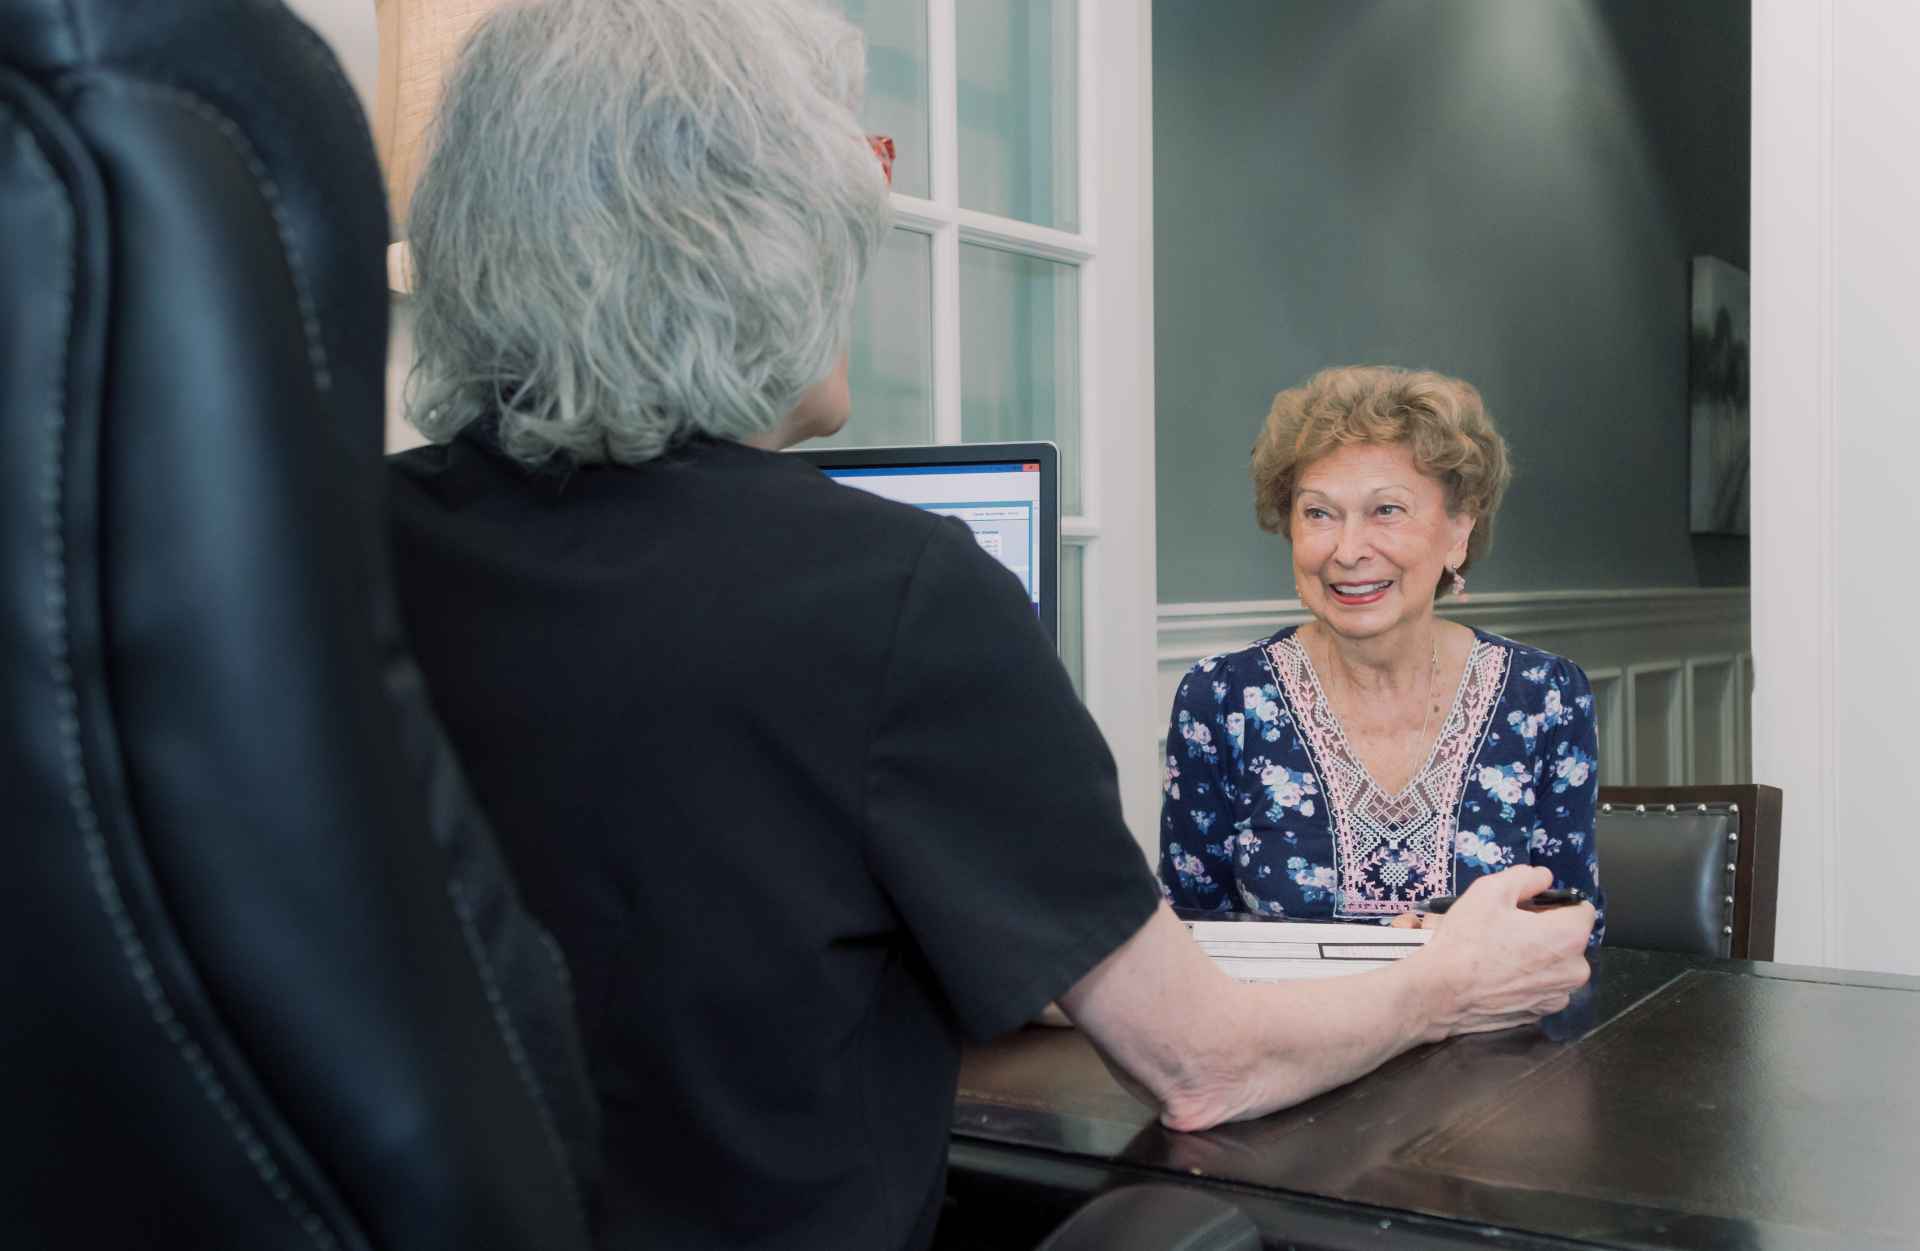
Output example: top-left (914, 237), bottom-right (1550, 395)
top-left (1153, 589), bottom-right (1752, 796)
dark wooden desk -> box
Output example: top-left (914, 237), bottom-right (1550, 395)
top-left (943, 949), bottom-right (1920, 1250)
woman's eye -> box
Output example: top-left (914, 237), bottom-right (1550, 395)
top-left (1376, 504), bottom-right (1404, 517)
top-left (1303, 507), bottom-right (1330, 520)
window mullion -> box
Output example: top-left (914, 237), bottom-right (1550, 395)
top-left (886, 194), bottom-right (946, 235)
top-left (927, 0), bottom-right (957, 210)
top-left (1071, 0), bottom-right (1099, 525)
top-left (954, 211), bottom-right (1093, 263)
top-left (931, 222), bottom-right (962, 443)
top-left (1073, 0), bottom-right (1095, 239)
top-left (927, 0), bottom-right (961, 443)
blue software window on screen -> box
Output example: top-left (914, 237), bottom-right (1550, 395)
top-left (820, 462), bottom-right (1042, 610)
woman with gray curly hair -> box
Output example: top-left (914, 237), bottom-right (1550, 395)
top-left (388, 6), bottom-right (1595, 1249)
top-left (403, 0), bottom-right (886, 461)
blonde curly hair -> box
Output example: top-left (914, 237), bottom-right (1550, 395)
top-left (1251, 366), bottom-right (1512, 592)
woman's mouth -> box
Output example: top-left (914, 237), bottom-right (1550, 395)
top-left (1328, 580), bottom-right (1392, 606)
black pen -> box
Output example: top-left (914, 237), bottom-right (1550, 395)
top-left (1417, 887), bottom-right (1588, 915)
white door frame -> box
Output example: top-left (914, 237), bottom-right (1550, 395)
top-left (893, 0), bottom-right (1160, 852)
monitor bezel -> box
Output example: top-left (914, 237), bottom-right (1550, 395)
top-left (791, 441), bottom-right (1061, 643)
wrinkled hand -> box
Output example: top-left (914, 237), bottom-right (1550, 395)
top-left (1408, 866), bottom-right (1593, 1037)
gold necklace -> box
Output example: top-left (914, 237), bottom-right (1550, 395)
top-left (1313, 625), bottom-right (1439, 792)
top-left (1404, 633), bottom-right (1439, 790)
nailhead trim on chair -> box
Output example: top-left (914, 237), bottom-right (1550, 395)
top-left (1601, 801), bottom-right (1744, 955)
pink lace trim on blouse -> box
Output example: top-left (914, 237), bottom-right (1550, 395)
top-left (1264, 635), bottom-right (1510, 917)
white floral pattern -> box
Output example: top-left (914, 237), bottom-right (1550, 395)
top-left (1269, 634), bottom-right (1507, 916)
top-left (1158, 627), bottom-right (1605, 945)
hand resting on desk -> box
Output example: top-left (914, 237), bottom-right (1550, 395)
top-left (1058, 865), bottom-right (1592, 1133)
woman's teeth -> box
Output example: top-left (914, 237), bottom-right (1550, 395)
top-left (1332, 581), bottom-right (1391, 594)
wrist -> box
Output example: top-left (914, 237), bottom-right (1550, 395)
top-left (1391, 949), bottom-right (1456, 1046)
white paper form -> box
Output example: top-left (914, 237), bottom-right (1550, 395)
top-left (1183, 919), bottom-right (1430, 983)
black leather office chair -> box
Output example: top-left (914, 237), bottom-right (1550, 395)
top-left (1595, 785), bottom-right (1783, 960)
top-left (0, 1), bottom-right (598, 1246)
top-left (1033, 1187), bottom-right (1257, 1251)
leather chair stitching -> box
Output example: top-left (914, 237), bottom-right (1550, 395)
top-left (117, 76), bottom-right (591, 1227)
top-left (446, 880), bottom-right (589, 1231)
top-left (536, 925), bottom-right (575, 991)
top-left (56, 0), bottom-right (91, 63)
top-left (33, 61), bottom-right (588, 1234)
top-left (121, 81), bottom-right (332, 394)
top-left (14, 104), bottom-right (343, 1251)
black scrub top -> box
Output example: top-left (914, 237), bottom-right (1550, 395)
top-left (387, 428), bottom-right (1160, 1251)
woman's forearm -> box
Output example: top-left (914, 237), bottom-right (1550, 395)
top-left (1197, 960), bottom-right (1443, 1126)
top-left (1064, 873), bottom-right (1592, 1132)
top-left (1064, 905), bottom-right (1441, 1130)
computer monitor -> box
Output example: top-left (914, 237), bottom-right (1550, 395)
top-left (792, 442), bottom-right (1060, 643)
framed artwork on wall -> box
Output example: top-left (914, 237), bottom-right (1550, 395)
top-left (1689, 255), bottom-right (1751, 535)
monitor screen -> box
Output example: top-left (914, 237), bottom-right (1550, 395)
top-left (821, 462), bottom-right (1041, 606)
top-left (792, 442), bottom-right (1060, 641)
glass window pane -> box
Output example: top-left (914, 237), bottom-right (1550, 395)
top-left (957, 0), bottom-right (1077, 229)
top-left (832, 226), bottom-right (934, 448)
top-left (838, 0), bottom-right (930, 200)
top-left (1060, 541), bottom-right (1085, 696)
top-left (959, 243), bottom-right (1080, 511)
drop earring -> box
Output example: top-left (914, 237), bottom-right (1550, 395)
top-left (1446, 565), bottom-right (1468, 600)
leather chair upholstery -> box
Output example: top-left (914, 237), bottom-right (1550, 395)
top-left (1594, 786), bottom-right (1782, 960)
top-left (1595, 804), bottom-right (1741, 957)
top-left (1035, 1187), bottom-right (1258, 1251)
top-left (0, 2), bottom-right (596, 1246)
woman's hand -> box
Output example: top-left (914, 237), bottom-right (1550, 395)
top-left (1405, 866), bottom-right (1594, 1038)
top-left (1387, 910), bottom-right (1439, 930)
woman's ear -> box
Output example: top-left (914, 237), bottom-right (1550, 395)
top-left (1448, 515), bottom-right (1475, 569)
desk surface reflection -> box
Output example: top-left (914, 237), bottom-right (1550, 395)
top-left (947, 948), bottom-right (1920, 1251)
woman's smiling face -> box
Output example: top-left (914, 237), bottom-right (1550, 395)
top-left (1289, 441), bottom-right (1474, 641)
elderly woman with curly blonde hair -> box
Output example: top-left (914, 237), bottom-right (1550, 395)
top-left (1160, 367), bottom-right (1604, 941)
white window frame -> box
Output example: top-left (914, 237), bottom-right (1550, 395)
top-left (888, 0), bottom-right (1158, 850)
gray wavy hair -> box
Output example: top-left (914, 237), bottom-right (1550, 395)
top-left (405, 0), bottom-right (891, 463)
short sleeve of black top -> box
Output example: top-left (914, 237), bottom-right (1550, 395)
top-left (386, 431), bottom-right (1159, 1251)
top-left (866, 511), bottom-right (1160, 1035)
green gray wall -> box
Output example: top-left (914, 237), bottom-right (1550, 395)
top-left (1154, 0), bottom-right (1750, 603)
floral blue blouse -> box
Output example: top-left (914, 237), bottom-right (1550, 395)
top-left (1159, 626), bottom-right (1604, 944)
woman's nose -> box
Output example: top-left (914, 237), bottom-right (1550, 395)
top-left (1331, 518), bottom-right (1372, 565)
